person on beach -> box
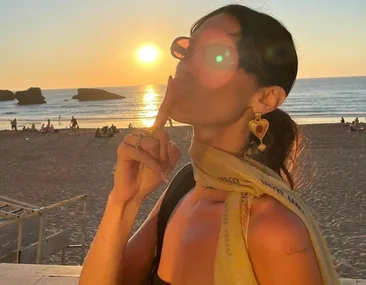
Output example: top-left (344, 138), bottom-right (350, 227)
top-left (80, 5), bottom-right (339, 285)
top-left (350, 121), bottom-right (364, 132)
top-left (10, 118), bottom-right (17, 131)
top-left (355, 117), bottom-right (359, 124)
top-left (350, 121), bottom-right (355, 131)
top-left (110, 124), bottom-right (119, 134)
top-left (340, 117), bottom-right (345, 124)
top-left (101, 126), bottom-right (109, 134)
top-left (95, 128), bottom-right (102, 138)
top-left (40, 124), bottom-right (46, 133)
top-left (70, 116), bottom-right (78, 134)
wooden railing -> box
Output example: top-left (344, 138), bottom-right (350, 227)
top-left (0, 195), bottom-right (87, 265)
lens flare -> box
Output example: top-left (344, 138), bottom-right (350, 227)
top-left (216, 55), bottom-right (223, 63)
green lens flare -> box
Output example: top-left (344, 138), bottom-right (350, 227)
top-left (216, 55), bottom-right (223, 63)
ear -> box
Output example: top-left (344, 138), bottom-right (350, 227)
top-left (250, 86), bottom-right (286, 114)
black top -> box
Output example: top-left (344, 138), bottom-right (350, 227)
top-left (151, 273), bottom-right (171, 285)
top-left (149, 164), bottom-right (196, 285)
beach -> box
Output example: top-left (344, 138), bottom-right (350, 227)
top-left (0, 124), bottom-right (365, 279)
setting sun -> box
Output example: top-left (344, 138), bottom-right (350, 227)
top-left (137, 44), bottom-right (159, 63)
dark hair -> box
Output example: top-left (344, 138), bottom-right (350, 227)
top-left (191, 5), bottom-right (300, 189)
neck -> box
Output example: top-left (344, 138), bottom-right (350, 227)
top-left (191, 116), bottom-right (251, 202)
top-left (192, 123), bottom-right (250, 156)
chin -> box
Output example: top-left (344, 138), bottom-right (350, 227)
top-left (170, 106), bottom-right (192, 125)
top-left (170, 106), bottom-right (216, 128)
top-left (170, 102), bottom-right (205, 126)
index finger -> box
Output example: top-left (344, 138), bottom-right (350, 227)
top-left (151, 76), bottom-right (174, 133)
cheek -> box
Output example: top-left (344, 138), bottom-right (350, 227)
top-left (170, 84), bottom-right (247, 125)
top-left (211, 85), bottom-right (249, 120)
top-left (193, 55), bottom-right (237, 91)
top-left (198, 68), bottom-right (237, 90)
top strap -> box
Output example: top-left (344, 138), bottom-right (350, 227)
top-left (150, 163), bottom-right (195, 281)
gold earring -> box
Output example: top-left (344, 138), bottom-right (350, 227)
top-left (248, 112), bottom-right (269, 152)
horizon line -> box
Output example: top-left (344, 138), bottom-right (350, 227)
top-left (6, 75), bottom-right (366, 92)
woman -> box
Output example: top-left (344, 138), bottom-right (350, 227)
top-left (79, 5), bottom-right (339, 285)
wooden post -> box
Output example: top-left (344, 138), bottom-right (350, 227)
top-left (36, 214), bottom-right (45, 264)
top-left (16, 219), bottom-right (24, 263)
top-left (61, 204), bottom-right (69, 265)
top-left (80, 196), bottom-right (87, 265)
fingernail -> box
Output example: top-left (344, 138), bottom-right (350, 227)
top-left (161, 172), bottom-right (169, 183)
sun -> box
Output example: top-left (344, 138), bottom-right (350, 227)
top-left (137, 44), bottom-right (159, 64)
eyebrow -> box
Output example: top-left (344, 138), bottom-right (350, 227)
top-left (227, 32), bottom-right (240, 37)
top-left (191, 30), bottom-right (239, 40)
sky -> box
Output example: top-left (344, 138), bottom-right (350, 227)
top-left (0, 0), bottom-right (365, 90)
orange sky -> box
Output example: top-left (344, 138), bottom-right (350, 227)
top-left (0, 1), bottom-right (365, 90)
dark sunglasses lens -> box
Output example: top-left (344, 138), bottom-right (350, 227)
top-left (171, 37), bottom-right (190, 59)
top-left (204, 44), bottom-right (235, 68)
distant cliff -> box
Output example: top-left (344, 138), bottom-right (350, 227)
top-left (15, 87), bottom-right (46, 105)
top-left (72, 88), bottom-right (125, 101)
top-left (0, 90), bottom-right (15, 101)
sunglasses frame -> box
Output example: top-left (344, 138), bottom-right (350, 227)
top-left (170, 36), bottom-right (191, 60)
top-left (170, 36), bottom-right (274, 82)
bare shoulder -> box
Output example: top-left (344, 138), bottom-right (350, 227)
top-left (247, 195), bottom-right (323, 285)
top-left (248, 194), bottom-right (310, 244)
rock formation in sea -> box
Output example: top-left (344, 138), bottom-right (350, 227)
top-left (72, 88), bottom-right (125, 101)
top-left (0, 90), bottom-right (15, 101)
top-left (15, 87), bottom-right (46, 105)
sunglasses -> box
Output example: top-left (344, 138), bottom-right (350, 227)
top-left (170, 36), bottom-right (273, 79)
top-left (170, 36), bottom-right (236, 69)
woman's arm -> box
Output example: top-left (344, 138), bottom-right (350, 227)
top-left (79, 74), bottom-right (179, 285)
top-left (121, 192), bottom-right (166, 284)
top-left (248, 197), bottom-right (323, 285)
top-left (79, 190), bottom-right (165, 285)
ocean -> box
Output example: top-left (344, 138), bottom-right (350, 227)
top-left (1, 76), bottom-right (365, 130)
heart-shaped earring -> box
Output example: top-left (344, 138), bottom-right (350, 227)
top-left (248, 112), bottom-right (269, 152)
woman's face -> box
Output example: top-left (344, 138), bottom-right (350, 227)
top-left (170, 13), bottom-right (259, 127)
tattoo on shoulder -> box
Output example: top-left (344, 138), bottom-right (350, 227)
top-left (286, 245), bottom-right (309, 255)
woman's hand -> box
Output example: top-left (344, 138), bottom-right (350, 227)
top-left (111, 76), bottom-right (181, 203)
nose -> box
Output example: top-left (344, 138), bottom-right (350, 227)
top-left (175, 57), bottom-right (197, 80)
top-left (175, 61), bottom-right (184, 77)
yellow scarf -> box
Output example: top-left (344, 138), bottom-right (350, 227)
top-left (189, 138), bottom-right (339, 285)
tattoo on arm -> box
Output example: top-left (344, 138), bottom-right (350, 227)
top-left (286, 245), bottom-right (309, 255)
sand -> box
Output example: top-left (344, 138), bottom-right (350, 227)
top-left (0, 124), bottom-right (365, 279)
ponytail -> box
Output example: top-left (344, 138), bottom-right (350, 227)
top-left (248, 108), bottom-right (300, 189)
